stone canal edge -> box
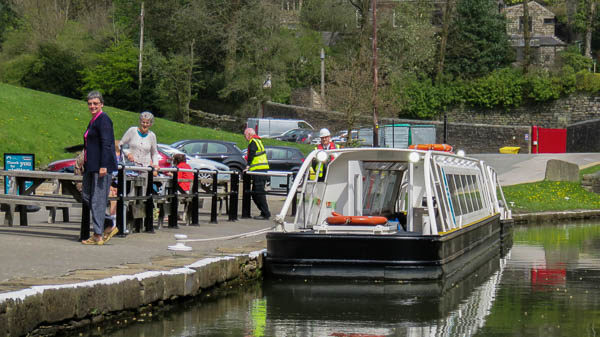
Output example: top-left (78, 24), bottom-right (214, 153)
top-left (0, 250), bottom-right (265, 337)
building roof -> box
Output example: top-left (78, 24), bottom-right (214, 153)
top-left (508, 35), bottom-right (567, 47)
top-left (504, 1), bottom-right (556, 18)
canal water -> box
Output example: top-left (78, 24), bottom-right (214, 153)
top-left (102, 221), bottom-right (600, 337)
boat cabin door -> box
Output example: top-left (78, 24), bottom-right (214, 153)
top-left (346, 160), bottom-right (364, 216)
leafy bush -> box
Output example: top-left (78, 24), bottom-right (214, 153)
top-left (395, 77), bottom-right (448, 118)
top-left (558, 46), bottom-right (593, 72)
top-left (523, 70), bottom-right (562, 101)
top-left (575, 71), bottom-right (600, 92)
top-left (463, 68), bottom-right (523, 108)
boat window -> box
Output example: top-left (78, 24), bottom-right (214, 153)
top-left (469, 175), bottom-right (483, 211)
top-left (362, 162), bottom-right (405, 216)
top-left (446, 174), bottom-right (463, 216)
top-left (461, 175), bottom-right (474, 213)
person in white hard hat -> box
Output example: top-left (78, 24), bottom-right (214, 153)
top-left (311, 128), bottom-right (339, 181)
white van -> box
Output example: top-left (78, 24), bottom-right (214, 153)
top-left (246, 118), bottom-right (314, 138)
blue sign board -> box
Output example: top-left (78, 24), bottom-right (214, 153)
top-left (4, 153), bottom-right (35, 194)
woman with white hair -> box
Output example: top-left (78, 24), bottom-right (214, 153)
top-left (120, 111), bottom-right (160, 173)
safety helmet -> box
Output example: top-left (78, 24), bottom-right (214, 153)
top-left (319, 128), bottom-right (331, 138)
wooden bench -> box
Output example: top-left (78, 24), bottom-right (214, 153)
top-left (0, 170), bottom-right (82, 227)
top-left (0, 194), bottom-right (80, 226)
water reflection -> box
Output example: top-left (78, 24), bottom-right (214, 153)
top-left (101, 221), bottom-right (600, 337)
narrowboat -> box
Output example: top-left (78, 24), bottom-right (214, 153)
top-left (266, 147), bottom-right (513, 280)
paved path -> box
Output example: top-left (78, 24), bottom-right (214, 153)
top-left (473, 153), bottom-right (600, 186)
top-left (0, 197), bottom-right (286, 292)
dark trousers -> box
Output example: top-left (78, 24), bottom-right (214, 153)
top-left (82, 171), bottom-right (110, 235)
top-left (251, 172), bottom-right (270, 217)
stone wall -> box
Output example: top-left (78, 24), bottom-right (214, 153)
top-left (445, 94), bottom-right (600, 128)
top-left (393, 119), bottom-right (531, 154)
top-left (0, 252), bottom-right (264, 336)
top-left (566, 118), bottom-right (600, 152)
top-left (262, 101), bottom-right (533, 153)
top-left (190, 109), bottom-right (245, 134)
top-left (258, 93), bottom-right (600, 153)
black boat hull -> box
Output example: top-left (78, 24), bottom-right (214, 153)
top-left (266, 214), bottom-right (512, 280)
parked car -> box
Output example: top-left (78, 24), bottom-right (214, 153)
top-left (246, 118), bottom-right (314, 138)
top-left (157, 144), bottom-right (230, 191)
top-left (274, 128), bottom-right (316, 144)
top-left (242, 145), bottom-right (304, 172)
top-left (45, 158), bottom-right (76, 173)
top-left (242, 145), bottom-right (305, 189)
top-left (170, 139), bottom-right (247, 174)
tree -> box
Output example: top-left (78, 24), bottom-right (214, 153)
top-left (522, 0), bottom-right (531, 73)
top-left (436, 0), bottom-right (456, 83)
top-left (80, 39), bottom-right (140, 110)
top-left (327, 46), bottom-right (373, 144)
top-left (21, 42), bottom-right (83, 98)
top-left (0, 0), bottom-right (19, 49)
top-left (444, 0), bottom-right (514, 79)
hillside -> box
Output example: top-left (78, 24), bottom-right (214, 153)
top-left (0, 83), bottom-right (310, 168)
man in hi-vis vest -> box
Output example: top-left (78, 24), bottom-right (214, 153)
top-left (310, 128), bottom-right (339, 181)
top-left (244, 128), bottom-right (271, 220)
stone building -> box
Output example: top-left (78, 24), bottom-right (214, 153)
top-left (503, 1), bottom-right (566, 68)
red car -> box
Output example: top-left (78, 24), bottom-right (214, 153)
top-left (46, 158), bottom-right (77, 172)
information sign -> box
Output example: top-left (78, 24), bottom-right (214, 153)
top-left (3, 153), bottom-right (35, 194)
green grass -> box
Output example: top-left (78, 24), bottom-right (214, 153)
top-left (502, 164), bottom-right (600, 213)
top-left (0, 83), bottom-right (313, 168)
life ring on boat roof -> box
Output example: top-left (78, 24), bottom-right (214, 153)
top-left (326, 211), bottom-right (388, 226)
top-left (408, 144), bottom-right (453, 152)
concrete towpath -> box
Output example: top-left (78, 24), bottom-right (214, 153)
top-left (472, 153), bottom-right (600, 186)
top-left (0, 197), bottom-right (286, 293)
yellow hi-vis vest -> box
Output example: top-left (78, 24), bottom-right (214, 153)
top-left (310, 142), bottom-right (339, 179)
top-left (249, 138), bottom-right (269, 171)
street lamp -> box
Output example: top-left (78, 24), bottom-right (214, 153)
top-left (320, 48), bottom-right (325, 100)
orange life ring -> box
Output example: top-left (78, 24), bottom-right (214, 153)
top-left (408, 144), bottom-right (453, 152)
top-left (326, 212), bottom-right (388, 226)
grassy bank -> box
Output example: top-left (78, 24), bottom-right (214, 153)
top-left (502, 165), bottom-right (600, 214)
top-left (0, 83), bottom-right (311, 168)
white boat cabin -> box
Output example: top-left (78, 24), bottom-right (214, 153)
top-left (275, 148), bottom-right (511, 235)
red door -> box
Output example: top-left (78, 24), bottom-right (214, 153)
top-left (531, 126), bottom-right (566, 153)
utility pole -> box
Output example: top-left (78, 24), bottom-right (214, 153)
top-left (320, 48), bottom-right (325, 101)
top-left (138, 2), bottom-right (145, 93)
top-left (372, 0), bottom-right (379, 147)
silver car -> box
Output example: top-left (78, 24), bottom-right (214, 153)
top-left (157, 144), bottom-right (230, 191)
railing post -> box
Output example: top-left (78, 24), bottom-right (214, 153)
top-left (17, 179), bottom-right (27, 226)
top-left (241, 171), bottom-right (251, 218)
top-left (144, 167), bottom-right (155, 233)
top-left (291, 173), bottom-right (297, 216)
top-left (169, 168), bottom-right (179, 228)
top-left (229, 171), bottom-right (239, 221)
top-left (190, 169), bottom-right (199, 226)
top-left (209, 170), bottom-right (218, 224)
top-left (116, 166), bottom-right (126, 236)
top-left (79, 203), bottom-right (90, 241)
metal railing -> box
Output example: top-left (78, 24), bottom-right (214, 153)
top-left (79, 165), bottom-right (239, 240)
top-left (241, 170), bottom-right (298, 219)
